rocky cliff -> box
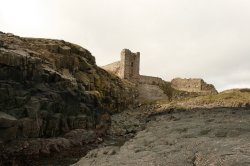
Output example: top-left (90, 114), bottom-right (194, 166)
top-left (0, 32), bottom-right (137, 163)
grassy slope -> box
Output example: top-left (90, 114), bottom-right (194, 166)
top-left (156, 89), bottom-right (250, 109)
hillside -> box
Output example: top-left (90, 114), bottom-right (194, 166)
top-left (165, 88), bottom-right (250, 109)
top-left (0, 32), bottom-right (138, 164)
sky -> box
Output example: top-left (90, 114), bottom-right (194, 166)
top-left (1, 0), bottom-right (250, 91)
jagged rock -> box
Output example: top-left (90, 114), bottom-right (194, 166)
top-left (0, 40), bottom-right (4, 47)
top-left (0, 112), bottom-right (17, 128)
top-left (74, 115), bottom-right (87, 129)
top-left (0, 126), bottom-right (18, 142)
top-left (17, 118), bottom-right (42, 138)
top-left (59, 46), bottom-right (71, 55)
top-left (0, 32), bottom-right (138, 161)
top-left (0, 112), bottom-right (18, 142)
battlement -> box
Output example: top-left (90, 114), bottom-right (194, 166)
top-left (102, 49), bottom-right (164, 85)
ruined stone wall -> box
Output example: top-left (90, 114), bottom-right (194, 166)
top-left (101, 49), bottom-right (140, 82)
top-left (200, 80), bottom-right (218, 93)
top-left (101, 49), bottom-right (218, 96)
top-left (101, 49), bottom-right (218, 98)
top-left (139, 75), bottom-right (164, 85)
top-left (171, 78), bottom-right (202, 92)
top-left (101, 61), bottom-right (121, 76)
top-left (171, 78), bottom-right (217, 94)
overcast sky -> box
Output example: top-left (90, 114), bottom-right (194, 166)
top-left (1, 0), bottom-right (250, 91)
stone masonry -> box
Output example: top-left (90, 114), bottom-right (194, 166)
top-left (102, 49), bottom-right (217, 94)
top-left (120, 49), bottom-right (140, 81)
top-left (102, 49), bottom-right (164, 85)
top-left (171, 78), bottom-right (218, 94)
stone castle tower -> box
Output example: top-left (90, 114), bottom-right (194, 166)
top-left (120, 49), bottom-right (140, 81)
top-left (102, 48), bottom-right (163, 85)
top-left (102, 48), bottom-right (217, 95)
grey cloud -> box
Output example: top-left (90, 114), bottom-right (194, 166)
top-left (1, 0), bottom-right (250, 91)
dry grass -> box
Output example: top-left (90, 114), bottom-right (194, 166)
top-left (193, 90), bottom-right (250, 104)
top-left (155, 89), bottom-right (250, 109)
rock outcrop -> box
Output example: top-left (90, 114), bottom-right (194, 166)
top-left (0, 32), bottom-right (138, 163)
top-left (74, 108), bottom-right (250, 166)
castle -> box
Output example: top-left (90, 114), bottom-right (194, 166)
top-left (102, 49), bottom-right (217, 95)
top-left (102, 49), bottom-right (164, 85)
